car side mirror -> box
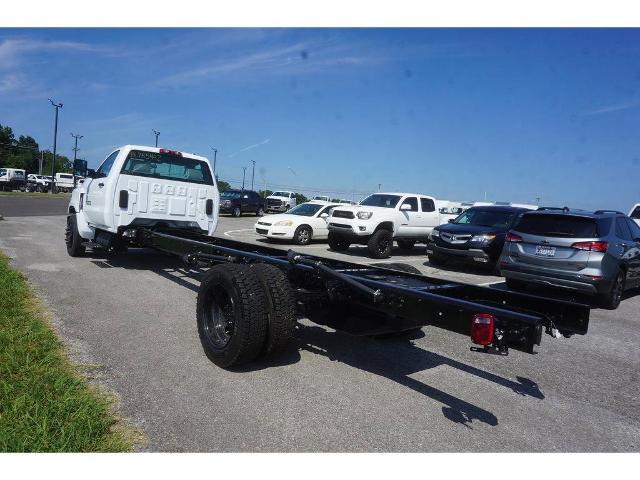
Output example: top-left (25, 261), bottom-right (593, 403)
top-left (320, 213), bottom-right (329, 219)
top-left (87, 169), bottom-right (96, 178)
top-left (400, 203), bottom-right (412, 211)
top-left (448, 219), bottom-right (455, 223)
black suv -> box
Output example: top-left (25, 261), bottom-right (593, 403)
top-left (219, 189), bottom-right (267, 217)
top-left (427, 205), bottom-right (532, 270)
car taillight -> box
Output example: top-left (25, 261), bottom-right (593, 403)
top-left (571, 241), bottom-right (608, 252)
top-left (159, 149), bottom-right (183, 157)
top-left (505, 232), bottom-right (523, 242)
top-left (471, 313), bottom-right (495, 346)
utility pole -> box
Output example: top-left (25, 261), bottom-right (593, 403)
top-left (378, 183), bottom-right (381, 191)
top-left (70, 132), bottom-right (83, 188)
top-left (153, 129), bottom-right (160, 147)
top-left (250, 160), bottom-right (256, 191)
top-left (210, 147), bottom-right (218, 180)
top-left (241, 166), bottom-right (247, 190)
top-left (48, 99), bottom-right (63, 193)
top-left (39, 150), bottom-right (44, 175)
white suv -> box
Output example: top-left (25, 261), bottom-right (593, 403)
top-left (327, 192), bottom-right (449, 259)
top-left (266, 191), bottom-right (297, 212)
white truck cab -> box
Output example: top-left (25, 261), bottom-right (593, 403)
top-left (66, 145), bottom-right (218, 256)
top-left (267, 191), bottom-right (297, 212)
top-left (0, 168), bottom-right (26, 191)
top-left (327, 192), bottom-right (452, 259)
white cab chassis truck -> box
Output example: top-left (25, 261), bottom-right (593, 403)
top-left (0, 168), bottom-right (26, 191)
top-left (66, 145), bottom-right (218, 256)
top-left (266, 191), bottom-right (297, 212)
top-left (327, 192), bottom-right (452, 259)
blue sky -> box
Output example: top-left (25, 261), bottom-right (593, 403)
top-left (1, 28), bottom-right (639, 210)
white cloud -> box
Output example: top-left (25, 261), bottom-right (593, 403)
top-left (0, 38), bottom-right (108, 69)
top-left (585, 100), bottom-right (640, 115)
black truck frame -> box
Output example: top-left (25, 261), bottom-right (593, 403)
top-left (128, 227), bottom-right (591, 368)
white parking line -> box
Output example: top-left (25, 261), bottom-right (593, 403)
top-left (223, 228), bottom-right (256, 238)
top-left (479, 280), bottom-right (505, 286)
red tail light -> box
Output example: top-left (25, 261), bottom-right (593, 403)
top-left (159, 149), bottom-right (183, 157)
top-left (471, 313), bottom-right (495, 346)
top-left (571, 241), bottom-right (608, 252)
top-left (505, 232), bottom-right (523, 243)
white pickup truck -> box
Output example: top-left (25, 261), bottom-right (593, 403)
top-left (266, 191), bottom-right (297, 212)
top-left (65, 145), bottom-right (219, 256)
top-left (327, 192), bottom-right (453, 259)
top-left (630, 203), bottom-right (640, 227)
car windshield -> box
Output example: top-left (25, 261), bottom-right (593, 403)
top-left (453, 208), bottom-right (516, 228)
top-left (288, 203), bottom-right (323, 216)
top-left (360, 194), bottom-right (402, 208)
top-left (220, 191), bottom-right (242, 199)
top-left (631, 206), bottom-right (640, 219)
top-left (272, 191), bottom-right (290, 197)
top-left (515, 214), bottom-right (599, 237)
top-left (121, 150), bottom-right (214, 185)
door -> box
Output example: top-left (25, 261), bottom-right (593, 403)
top-left (313, 205), bottom-right (336, 238)
top-left (84, 150), bottom-right (119, 228)
top-left (419, 197), bottom-right (440, 234)
top-left (396, 197), bottom-right (421, 237)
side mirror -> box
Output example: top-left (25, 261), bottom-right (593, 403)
top-left (320, 213), bottom-right (329, 219)
top-left (448, 219), bottom-right (455, 223)
top-left (400, 203), bottom-right (412, 211)
top-left (87, 169), bottom-right (97, 178)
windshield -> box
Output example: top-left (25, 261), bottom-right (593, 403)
top-left (453, 208), bottom-right (517, 228)
top-left (288, 203), bottom-right (323, 216)
top-left (121, 150), bottom-right (213, 185)
top-left (272, 191), bottom-right (290, 198)
top-left (220, 191), bottom-right (242, 199)
top-left (360, 194), bottom-right (402, 208)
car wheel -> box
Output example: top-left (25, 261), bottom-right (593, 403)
top-left (65, 214), bottom-right (86, 257)
top-left (293, 225), bottom-right (312, 245)
top-left (427, 253), bottom-right (446, 267)
top-left (232, 206), bottom-right (241, 217)
top-left (328, 232), bottom-right (351, 252)
top-left (367, 229), bottom-right (393, 259)
top-left (598, 270), bottom-right (626, 310)
top-left (256, 207), bottom-right (265, 217)
top-left (396, 239), bottom-right (415, 251)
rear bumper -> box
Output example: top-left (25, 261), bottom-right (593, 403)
top-left (500, 265), bottom-right (611, 295)
top-left (426, 242), bottom-right (492, 264)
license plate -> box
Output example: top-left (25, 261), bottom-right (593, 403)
top-left (535, 245), bottom-right (556, 257)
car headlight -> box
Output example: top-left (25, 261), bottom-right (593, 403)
top-left (275, 220), bottom-right (293, 226)
top-left (471, 233), bottom-right (497, 243)
top-left (357, 211), bottom-right (373, 220)
top-left (431, 229), bottom-right (440, 238)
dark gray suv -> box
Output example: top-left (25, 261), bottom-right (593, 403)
top-left (499, 209), bottom-right (640, 309)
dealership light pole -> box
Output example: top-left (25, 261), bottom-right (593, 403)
top-left (70, 132), bottom-right (83, 188)
top-left (250, 160), bottom-right (256, 191)
top-left (241, 166), bottom-right (247, 190)
top-left (210, 147), bottom-right (218, 179)
top-left (153, 129), bottom-right (160, 147)
top-left (48, 99), bottom-right (63, 193)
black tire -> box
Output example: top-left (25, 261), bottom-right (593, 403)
top-left (256, 207), bottom-right (265, 217)
top-left (293, 225), bottom-right (313, 246)
top-left (367, 229), bottom-right (393, 259)
top-left (196, 264), bottom-right (269, 368)
top-left (505, 278), bottom-right (528, 292)
top-left (598, 270), bottom-right (625, 310)
top-left (65, 214), bottom-right (86, 257)
top-left (396, 239), bottom-right (415, 251)
top-left (328, 232), bottom-right (351, 252)
top-left (249, 263), bottom-right (297, 356)
top-left (427, 253), bottom-right (446, 267)
top-left (232, 206), bottom-right (241, 217)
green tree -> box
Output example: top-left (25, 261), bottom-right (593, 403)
top-left (294, 193), bottom-right (309, 204)
top-left (217, 180), bottom-right (231, 193)
top-left (0, 124), bottom-right (16, 167)
top-left (258, 189), bottom-right (273, 198)
top-left (40, 150), bottom-right (72, 175)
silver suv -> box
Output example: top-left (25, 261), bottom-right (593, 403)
top-left (499, 209), bottom-right (640, 309)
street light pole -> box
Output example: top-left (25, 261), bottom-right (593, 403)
top-left (210, 147), bottom-right (218, 178)
top-left (153, 129), bottom-right (160, 147)
top-left (241, 166), bottom-right (247, 190)
top-left (70, 132), bottom-right (83, 188)
top-left (250, 160), bottom-right (256, 191)
top-left (48, 99), bottom-right (63, 193)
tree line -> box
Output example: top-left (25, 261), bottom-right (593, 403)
top-left (0, 123), bottom-right (72, 174)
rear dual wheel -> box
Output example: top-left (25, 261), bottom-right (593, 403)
top-left (196, 263), bottom-right (296, 368)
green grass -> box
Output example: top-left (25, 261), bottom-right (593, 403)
top-left (0, 252), bottom-right (138, 452)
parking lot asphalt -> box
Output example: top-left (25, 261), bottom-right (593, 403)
top-left (1, 204), bottom-right (639, 452)
top-left (0, 194), bottom-right (70, 217)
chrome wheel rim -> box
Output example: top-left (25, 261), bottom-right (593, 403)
top-left (204, 288), bottom-right (235, 348)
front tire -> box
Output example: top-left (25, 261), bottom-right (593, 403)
top-left (293, 225), bottom-right (312, 245)
top-left (196, 264), bottom-right (269, 368)
top-left (367, 229), bottom-right (393, 259)
top-left (65, 214), bottom-right (86, 257)
top-left (232, 206), bottom-right (241, 217)
top-left (598, 270), bottom-right (625, 310)
top-left (328, 232), bottom-right (351, 252)
top-left (396, 239), bottom-right (415, 251)
top-left (427, 253), bottom-right (446, 267)
top-left (256, 207), bottom-right (265, 217)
